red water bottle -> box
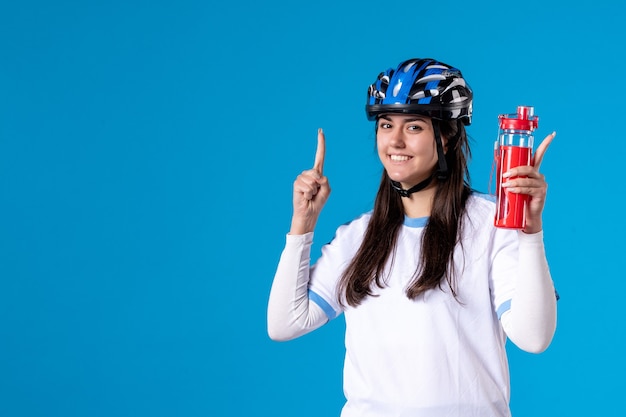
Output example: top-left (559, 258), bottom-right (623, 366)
top-left (494, 105), bottom-right (538, 229)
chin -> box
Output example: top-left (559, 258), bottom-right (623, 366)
top-left (387, 171), bottom-right (414, 182)
top-left (388, 173), bottom-right (430, 187)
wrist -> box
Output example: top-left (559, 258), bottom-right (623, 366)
top-left (289, 218), bottom-right (315, 235)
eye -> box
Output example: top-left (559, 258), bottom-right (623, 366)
top-left (379, 122), bottom-right (392, 129)
top-left (407, 124), bottom-right (423, 132)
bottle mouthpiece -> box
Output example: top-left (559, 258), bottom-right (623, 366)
top-left (498, 105), bottom-right (538, 131)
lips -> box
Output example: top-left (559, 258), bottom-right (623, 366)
top-left (389, 155), bottom-right (411, 162)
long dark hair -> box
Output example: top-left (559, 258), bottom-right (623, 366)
top-left (337, 118), bottom-right (472, 307)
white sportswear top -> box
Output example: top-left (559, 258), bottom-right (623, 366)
top-left (267, 193), bottom-right (557, 417)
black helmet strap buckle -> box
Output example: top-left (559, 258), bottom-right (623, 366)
top-left (390, 176), bottom-right (434, 197)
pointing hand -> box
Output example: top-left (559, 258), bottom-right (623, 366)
top-left (289, 129), bottom-right (331, 235)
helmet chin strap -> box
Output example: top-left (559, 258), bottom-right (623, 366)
top-left (390, 121), bottom-right (449, 198)
top-left (390, 176), bottom-right (434, 197)
top-left (432, 121), bottom-right (449, 180)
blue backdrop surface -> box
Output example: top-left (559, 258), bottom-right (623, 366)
top-left (1, 1), bottom-right (624, 416)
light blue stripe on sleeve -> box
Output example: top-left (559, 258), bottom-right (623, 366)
top-left (496, 299), bottom-right (512, 319)
top-left (309, 290), bottom-right (337, 320)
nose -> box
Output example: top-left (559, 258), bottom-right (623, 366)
top-left (389, 126), bottom-right (405, 148)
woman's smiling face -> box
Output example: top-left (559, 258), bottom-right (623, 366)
top-left (376, 114), bottom-right (441, 190)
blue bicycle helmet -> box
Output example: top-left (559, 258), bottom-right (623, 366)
top-left (366, 58), bottom-right (473, 125)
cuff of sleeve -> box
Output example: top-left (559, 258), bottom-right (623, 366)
top-left (286, 232), bottom-right (314, 246)
top-left (518, 229), bottom-right (544, 245)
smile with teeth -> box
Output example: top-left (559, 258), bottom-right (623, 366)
top-left (390, 155), bottom-right (411, 162)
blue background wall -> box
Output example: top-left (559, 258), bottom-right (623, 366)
top-left (1, 0), bottom-right (624, 416)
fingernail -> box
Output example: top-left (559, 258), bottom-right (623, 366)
top-left (502, 172), bottom-right (511, 178)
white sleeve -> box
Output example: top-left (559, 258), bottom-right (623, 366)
top-left (500, 230), bottom-right (557, 353)
top-left (267, 233), bottom-right (329, 342)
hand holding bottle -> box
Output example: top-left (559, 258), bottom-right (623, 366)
top-left (502, 131), bottom-right (555, 234)
top-left (494, 106), bottom-right (550, 231)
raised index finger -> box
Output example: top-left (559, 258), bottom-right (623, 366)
top-left (533, 131), bottom-right (556, 170)
top-left (313, 128), bottom-right (326, 175)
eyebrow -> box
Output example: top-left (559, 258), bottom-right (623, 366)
top-left (379, 115), bottom-right (428, 123)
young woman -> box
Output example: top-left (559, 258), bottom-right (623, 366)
top-left (267, 58), bottom-right (557, 417)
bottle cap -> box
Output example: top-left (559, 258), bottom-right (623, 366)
top-left (498, 105), bottom-right (539, 131)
